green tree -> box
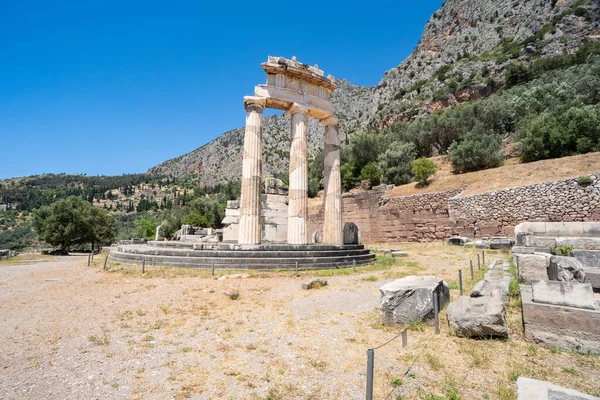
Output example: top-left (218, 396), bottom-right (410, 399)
top-left (377, 142), bottom-right (416, 185)
top-left (134, 216), bottom-right (159, 239)
top-left (412, 158), bottom-right (439, 186)
top-left (32, 196), bottom-right (115, 251)
top-left (359, 162), bottom-right (381, 188)
top-left (448, 133), bottom-right (504, 173)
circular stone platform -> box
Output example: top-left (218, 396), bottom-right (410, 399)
top-left (109, 241), bottom-right (376, 270)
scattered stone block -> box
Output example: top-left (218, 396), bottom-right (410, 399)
top-left (512, 246), bottom-right (535, 254)
top-left (570, 250), bottom-right (600, 268)
top-left (584, 268), bottom-right (600, 289)
top-left (447, 294), bottom-right (508, 338)
top-left (448, 236), bottom-right (470, 246)
top-left (517, 377), bottom-right (600, 400)
top-left (302, 278), bottom-right (327, 290)
top-left (392, 251), bottom-right (408, 258)
top-left (155, 225), bottom-right (164, 241)
top-left (514, 253), bottom-right (551, 283)
top-left (532, 280), bottom-right (596, 310)
top-left (379, 276), bottom-right (449, 325)
top-left (516, 232), bottom-right (534, 247)
top-left (548, 256), bottom-right (586, 283)
top-left (521, 286), bottom-right (600, 355)
top-left (343, 222), bottom-right (360, 245)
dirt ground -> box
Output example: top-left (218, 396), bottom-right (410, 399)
top-left (1, 244), bottom-right (598, 400)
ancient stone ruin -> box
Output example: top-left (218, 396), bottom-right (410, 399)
top-left (109, 57), bottom-right (374, 270)
top-left (513, 222), bottom-right (600, 354)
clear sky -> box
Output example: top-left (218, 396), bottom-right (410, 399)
top-left (0, 0), bottom-right (443, 179)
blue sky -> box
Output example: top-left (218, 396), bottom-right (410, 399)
top-left (0, 0), bottom-right (443, 179)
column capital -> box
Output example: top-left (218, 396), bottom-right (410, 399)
top-left (320, 115), bottom-right (339, 127)
top-left (286, 103), bottom-right (309, 116)
top-left (244, 96), bottom-right (266, 112)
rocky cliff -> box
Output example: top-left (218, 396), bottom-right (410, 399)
top-left (148, 0), bottom-right (599, 183)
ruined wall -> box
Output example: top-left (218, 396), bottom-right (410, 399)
top-left (308, 188), bottom-right (469, 243)
top-left (308, 174), bottom-right (600, 243)
top-left (449, 174), bottom-right (600, 236)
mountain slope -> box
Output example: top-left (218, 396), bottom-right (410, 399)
top-left (148, 0), bottom-right (599, 184)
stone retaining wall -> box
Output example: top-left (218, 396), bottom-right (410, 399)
top-left (307, 173), bottom-right (600, 243)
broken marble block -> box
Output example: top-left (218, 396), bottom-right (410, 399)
top-left (379, 276), bottom-right (449, 325)
top-left (447, 293), bottom-right (508, 338)
top-left (531, 280), bottom-right (596, 310)
top-left (547, 256), bottom-right (586, 283)
top-left (302, 278), bottom-right (327, 290)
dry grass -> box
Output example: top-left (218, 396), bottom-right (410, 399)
top-left (384, 152), bottom-right (600, 198)
top-left (3, 244), bottom-right (599, 400)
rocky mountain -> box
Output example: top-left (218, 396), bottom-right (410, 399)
top-left (148, 0), bottom-right (600, 184)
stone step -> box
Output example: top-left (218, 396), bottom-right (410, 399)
top-left (117, 246), bottom-right (372, 259)
top-left (145, 241), bottom-right (366, 251)
top-left (109, 252), bottom-right (376, 270)
top-left (110, 250), bottom-right (375, 265)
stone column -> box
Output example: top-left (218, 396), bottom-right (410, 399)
top-left (287, 104), bottom-right (309, 245)
top-left (238, 97), bottom-right (266, 245)
top-left (321, 116), bottom-right (343, 245)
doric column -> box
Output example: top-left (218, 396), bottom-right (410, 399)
top-left (238, 96), bottom-right (266, 245)
top-left (287, 103), bottom-right (309, 245)
top-left (321, 116), bottom-right (343, 245)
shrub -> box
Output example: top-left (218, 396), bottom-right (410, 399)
top-left (378, 142), bottom-right (416, 186)
top-left (359, 162), bottom-right (381, 188)
top-left (577, 176), bottom-right (593, 187)
top-left (412, 158), bottom-right (439, 186)
top-left (448, 134), bottom-right (504, 173)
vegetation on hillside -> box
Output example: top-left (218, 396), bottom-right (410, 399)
top-left (331, 53), bottom-right (600, 190)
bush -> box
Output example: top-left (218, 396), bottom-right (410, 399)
top-left (378, 142), bottom-right (416, 186)
top-left (577, 176), bottom-right (593, 187)
top-left (134, 216), bottom-right (159, 239)
top-left (517, 106), bottom-right (600, 162)
top-left (32, 196), bottom-right (115, 250)
top-left (359, 162), bottom-right (381, 188)
top-left (412, 158), bottom-right (439, 186)
top-left (448, 133), bottom-right (504, 173)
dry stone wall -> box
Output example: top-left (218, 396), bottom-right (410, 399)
top-left (449, 174), bottom-right (600, 236)
top-left (308, 174), bottom-right (600, 243)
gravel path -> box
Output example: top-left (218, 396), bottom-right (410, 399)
top-left (0, 255), bottom-right (395, 400)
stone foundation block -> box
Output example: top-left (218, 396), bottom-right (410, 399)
top-left (517, 377), bottom-right (600, 400)
top-left (515, 253), bottom-right (551, 283)
top-left (379, 276), bottom-right (449, 325)
top-left (532, 280), bottom-right (596, 310)
top-left (447, 294), bottom-right (508, 338)
top-left (548, 256), bottom-right (586, 282)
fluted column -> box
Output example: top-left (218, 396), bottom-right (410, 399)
top-left (321, 116), bottom-right (343, 245)
top-left (287, 104), bottom-right (309, 245)
top-left (238, 97), bottom-right (266, 245)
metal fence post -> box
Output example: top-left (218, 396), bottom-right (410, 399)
top-left (477, 254), bottom-right (481, 270)
top-left (142, 259), bottom-right (145, 274)
top-left (459, 270), bottom-right (463, 296)
top-left (87, 253), bottom-right (91, 266)
top-left (295, 261), bottom-right (299, 278)
top-left (482, 250), bottom-right (485, 265)
top-left (212, 261), bottom-right (215, 277)
top-left (366, 349), bottom-right (374, 400)
top-left (103, 254), bottom-right (108, 270)
top-left (470, 261), bottom-right (474, 280)
top-left (353, 259), bottom-right (356, 273)
top-left (434, 291), bottom-right (440, 335)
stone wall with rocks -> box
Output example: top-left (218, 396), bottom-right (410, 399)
top-left (449, 174), bottom-right (600, 236)
top-left (308, 188), bottom-right (469, 243)
top-left (308, 174), bottom-right (600, 243)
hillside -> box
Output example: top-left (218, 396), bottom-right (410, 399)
top-left (386, 151), bottom-right (600, 197)
top-left (148, 0), bottom-right (600, 184)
